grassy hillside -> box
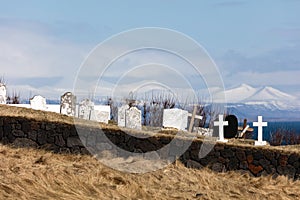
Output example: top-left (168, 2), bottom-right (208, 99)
top-left (0, 144), bottom-right (300, 200)
top-left (0, 104), bottom-right (74, 124)
top-left (1, 104), bottom-right (300, 199)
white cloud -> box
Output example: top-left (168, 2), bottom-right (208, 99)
top-left (0, 20), bottom-right (90, 89)
top-left (215, 44), bottom-right (300, 97)
top-left (224, 70), bottom-right (300, 87)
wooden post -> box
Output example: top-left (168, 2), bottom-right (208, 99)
top-left (243, 119), bottom-right (247, 138)
top-left (243, 119), bottom-right (247, 129)
top-left (188, 105), bottom-right (197, 133)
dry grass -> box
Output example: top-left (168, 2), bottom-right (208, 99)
top-left (1, 104), bottom-right (300, 199)
top-left (0, 104), bottom-right (74, 125)
top-left (0, 144), bottom-right (299, 200)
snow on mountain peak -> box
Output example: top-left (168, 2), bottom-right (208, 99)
top-left (218, 84), bottom-right (298, 110)
top-left (245, 86), bottom-right (296, 102)
top-left (223, 84), bottom-right (257, 103)
top-left (239, 83), bottom-right (255, 90)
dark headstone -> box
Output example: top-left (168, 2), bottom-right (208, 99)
top-left (224, 115), bottom-right (238, 138)
top-left (212, 116), bottom-right (219, 137)
top-left (60, 92), bottom-right (77, 116)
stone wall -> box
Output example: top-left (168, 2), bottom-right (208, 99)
top-left (0, 115), bottom-right (299, 180)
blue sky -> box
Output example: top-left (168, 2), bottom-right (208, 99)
top-left (0, 0), bottom-right (300, 99)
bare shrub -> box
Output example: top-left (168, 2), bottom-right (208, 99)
top-left (270, 129), bottom-right (285, 146)
top-left (148, 93), bottom-right (176, 127)
top-left (270, 128), bottom-right (300, 146)
top-left (284, 130), bottom-right (300, 145)
top-left (0, 76), bottom-right (5, 85)
top-left (111, 91), bottom-right (215, 129)
top-left (126, 92), bottom-right (137, 108)
top-left (7, 91), bottom-right (20, 104)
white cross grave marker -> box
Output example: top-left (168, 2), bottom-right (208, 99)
top-left (253, 116), bottom-right (268, 146)
top-left (214, 114), bottom-right (228, 142)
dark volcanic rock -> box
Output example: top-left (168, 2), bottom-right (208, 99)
top-left (12, 138), bottom-right (38, 148)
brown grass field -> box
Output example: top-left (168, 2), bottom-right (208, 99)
top-left (0, 144), bottom-right (299, 200)
top-left (1, 105), bottom-right (300, 199)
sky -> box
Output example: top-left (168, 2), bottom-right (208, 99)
top-left (0, 0), bottom-right (300, 100)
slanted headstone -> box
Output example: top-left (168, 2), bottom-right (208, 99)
top-left (78, 99), bottom-right (94, 120)
top-left (60, 92), bottom-right (76, 116)
top-left (118, 105), bottom-right (129, 127)
top-left (214, 114), bottom-right (228, 142)
top-left (224, 115), bottom-right (238, 138)
top-left (125, 107), bottom-right (142, 130)
top-left (90, 105), bottom-right (111, 123)
top-left (30, 95), bottom-right (47, 111)
top-left (0, 83), bottom-right (7, 104)
top-left (253, 116), bottom-right (268, 146)
top-left (163, 108), bottom-right (189, 131)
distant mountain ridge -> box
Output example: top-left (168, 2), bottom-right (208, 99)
top-left (219, 84), bottom-right (299, 111)
top-left (223, 84), bottom-right (296, 102)
top-left (14, 83), bottom-right (299, 121)
top-left (219, 84), bottom-right (300, 121)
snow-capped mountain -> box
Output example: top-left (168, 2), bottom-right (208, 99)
top-left (219, 84), bottom-right (300, 121)
top-left (223, 84), bottom-right (296, 103)
top-left (219, 84), bottom-right (299, 111)
top-left (223, 84), bottom-right (257, 103)
top-left (243, 86), bottom-right (296, 102)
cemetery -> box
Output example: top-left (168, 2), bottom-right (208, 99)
top-left (0, 83), bottom-right (299, 198)
top-left (0, 86), bottom-right (290, 148)
top-left (0, 101), bottom-right (299, 180)
top-left (0, 85), bottom-right (299, 180)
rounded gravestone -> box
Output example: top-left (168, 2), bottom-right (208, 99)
top-left (224, 115), bottom-right (238, 138)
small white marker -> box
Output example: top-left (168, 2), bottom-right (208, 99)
top-left (240, 125), bottom-right (249, 137)
top-left (214, 114), bottom-right (228, 142)
top-left (253, 116), bottom-right (268, 146)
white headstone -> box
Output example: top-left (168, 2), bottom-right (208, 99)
top-left (0, 84), bottom-right (7, 104)
top-left (30, 95), bottom-right (47, 110)
top-left (78, 99), bottom-right (94, 120)
top-left (214, 114), bottom-right (228, 143)
top-left (163, 108), bottom-right (189, 131)
top-left (118, 105), bottom-right (129, 127)
top-left (60, 92), bottom-right (76, 116)
top-left (253, 116), bottom-right (268, 146)
top-left (125, 107), bottom-right (142, 130)
top-left (90, 105), bottom-right (111, 123)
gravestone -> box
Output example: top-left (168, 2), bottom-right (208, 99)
top-left (90, 105), bottom-right (111, 123)
top-left (78, 99), bottom-right (94, 120)
top-left (149, 105), bottom-right (164, 127)
top-left (253, 116), bottom-right (268, 146)
top-left (118, 105), bottom-right (129, 127)
top-left (212, 116), bottom-right (219, 137)
top-left (214, 114), bottom-right (228, 142)
top-left (60, 92), bottom-right (76, 116)
top-left (30, 95), bottom-right (47, 111)
top-left (224, 115), bottom-right (238, 138)
top-left (0, 83), bottom-right (7, 104)
top-left (163, 108), bottom-right (189, 131)
top-left (125, 107), bottom-right (142, 130)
